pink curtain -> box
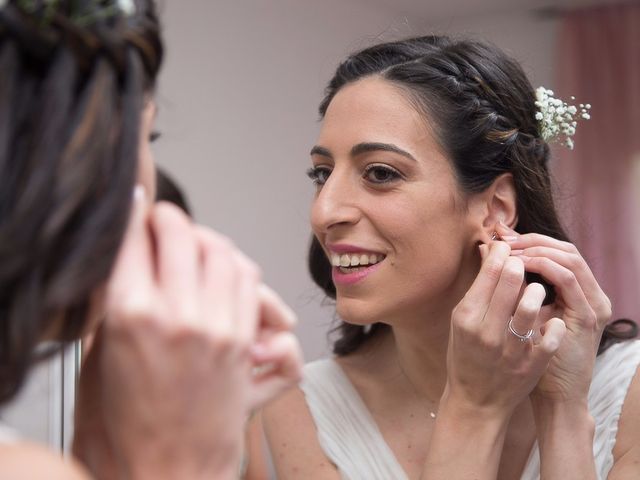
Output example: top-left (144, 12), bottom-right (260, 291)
top-left (553, 3), bottom-right (640, 322)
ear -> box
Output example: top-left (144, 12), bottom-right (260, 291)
top-left (468, 173), bottom-right (518, 243)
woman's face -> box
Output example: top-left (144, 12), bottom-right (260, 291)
top-left (310, 77), bottom-right (483, 325)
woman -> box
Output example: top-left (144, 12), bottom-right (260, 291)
top-left (0, 1), bottom-right (302, 478)
top-left (262, 36), bottom-right (640, 479)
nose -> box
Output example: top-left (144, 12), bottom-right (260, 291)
top-left (310, 167), bottom-right (361, 235)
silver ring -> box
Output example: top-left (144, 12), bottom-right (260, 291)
top-left (508, 318), bottom-right (534, 342)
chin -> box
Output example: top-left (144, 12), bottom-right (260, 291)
top-left (335, 295), bottom-right (386, 326)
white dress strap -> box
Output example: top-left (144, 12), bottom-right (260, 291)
top-left (521, 340), bottom-right (640, 480)
top-left (301, 359), bottom-right (409, 480)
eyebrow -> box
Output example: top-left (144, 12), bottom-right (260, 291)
top-left (309, 145), bottom-right (332, 158)
top-left (309, 142), bottom-right (416, 162)
top-left (351, 142), bottom-right (416, 162)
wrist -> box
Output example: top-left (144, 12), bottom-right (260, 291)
top-left (433, 389), bottom-right (512, 446)
top-left (127, 461), bottom-right (240, 480)
top-left (530, 395), bottom-right (596, 479)
top-left (530, 397), bottom-right (594, 448)
top-left (123, 445), bottom-right (242, 480)
top-left (422, 390), bottom-right (511, 479)
top-left (530, 394), bottom-right (591, 422)
top-left (439, 387), bottom-right (514, 426)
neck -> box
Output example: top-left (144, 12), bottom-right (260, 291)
top-left (390, 306), bottom-right (451, 405)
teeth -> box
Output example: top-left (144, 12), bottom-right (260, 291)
top-left (329, 252), bottom-right (384, 268)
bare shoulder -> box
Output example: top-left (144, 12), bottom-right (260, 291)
top-left (0, 442), bottom-right (89, 480)
top-left (610, 342), bottom-right (640, 478)
top-left (262, 385), bottom-right (340, 480)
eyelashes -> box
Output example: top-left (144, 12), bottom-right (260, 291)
top-left (307, 164), bottom-right (403, 187)
top-left (363, 164), bottom-right (402, 184)
top-left (149, 130), bottom-right (162, 143)
top-left (307, 166), bottom-right (331, 186)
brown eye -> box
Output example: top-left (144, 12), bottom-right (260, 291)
top-left (364, 165), bottom-right (401, 184)
top-left (149, 131), bottom-right (162, 143)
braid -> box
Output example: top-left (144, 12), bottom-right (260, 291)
top-left (0, 0), bottom-right (162, 403)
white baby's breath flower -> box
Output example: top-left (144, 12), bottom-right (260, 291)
top-left (534, 86), bottom-right (591, 150)
top-left (117, 0), bottom-right (135, 15)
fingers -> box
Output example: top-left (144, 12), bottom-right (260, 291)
top-left (496, 222), bottom-right (610, 326)
top-left (258, 284), bottom-right (297, 332)
top-left (231, 250), bottom-right (261, 344)
top-left (504, 283), bottom-right (545, 356)
top-left (250, 332), bottom-right (303, 409)
top-left (196, 226), bottom-right (241, 338)
top-left (496, 222), bottom-right (574, 253)
top-left (151, 202), bottom-right (200, 325)
top-left (107, 186), bottom-right (154, 305)
top-left (513, 246), bottom-right (610, 322)
top-left (535, 317), bottom-right (566, 357)
top-left (483, 256), bottom-right (525, 339)
top-left (458, 241), bottom-right (512, 321)
top-left (518, 256), bottom-right (593, 322)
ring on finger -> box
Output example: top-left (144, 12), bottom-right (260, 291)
top-left (508, 317), bottom-right (534, 343)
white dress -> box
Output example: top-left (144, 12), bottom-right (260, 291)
top-left (300, 340), bottom-right (640, 480)
top-left (0, 422), bottom-right (18, 444)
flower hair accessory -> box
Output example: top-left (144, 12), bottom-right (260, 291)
top-left (535, 87), bottom-right (591, 150)
top-left (2, 0), bottom-right (136, 24)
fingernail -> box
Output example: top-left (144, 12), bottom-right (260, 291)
top-left (479, 243), bottom-right (488, 260)
top-left (133, 185), bottom-right (146, 202)
top-left (501, 236), bottom-right (519, 243)
top-left (510, 249), bottom-right (524, 255)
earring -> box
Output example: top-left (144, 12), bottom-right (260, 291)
top-left (490, 231), bottom-right (498, 241)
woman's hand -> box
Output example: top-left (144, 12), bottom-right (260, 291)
top-left (422, 240), bottom-right (566, 480)
top-left (496, 222), bottom-right (612, 404)
top-left (443, 239), bottom-right (566, 416)
top-left (75, 187), bottom-right (302, 480)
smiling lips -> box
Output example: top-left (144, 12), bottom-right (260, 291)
top-left (327, 248), bottom-right (386, 285)
top-left (330, 252), bottom-right (385, 268)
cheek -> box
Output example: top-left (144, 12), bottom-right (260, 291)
top-left (385, 197), bottom-right (470, 283)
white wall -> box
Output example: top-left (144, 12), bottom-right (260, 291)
top-left (155, 0), bottom-right (410, 361)
top-left (155, 1), bottom-right (562, 362)
top-left (424, 10), bottom-right (559, 89)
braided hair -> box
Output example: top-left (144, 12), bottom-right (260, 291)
top-left (0, 0), bottom-right (163, 404)
top-left (308, 35), bottom-right (636, 356)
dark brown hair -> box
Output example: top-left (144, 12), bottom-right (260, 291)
top-left (156, 168), bottom-right (192, 217)
top-left (0, 0), bottom-right (163, 403)
top-left (308, 35), bottom-right (636, 356)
